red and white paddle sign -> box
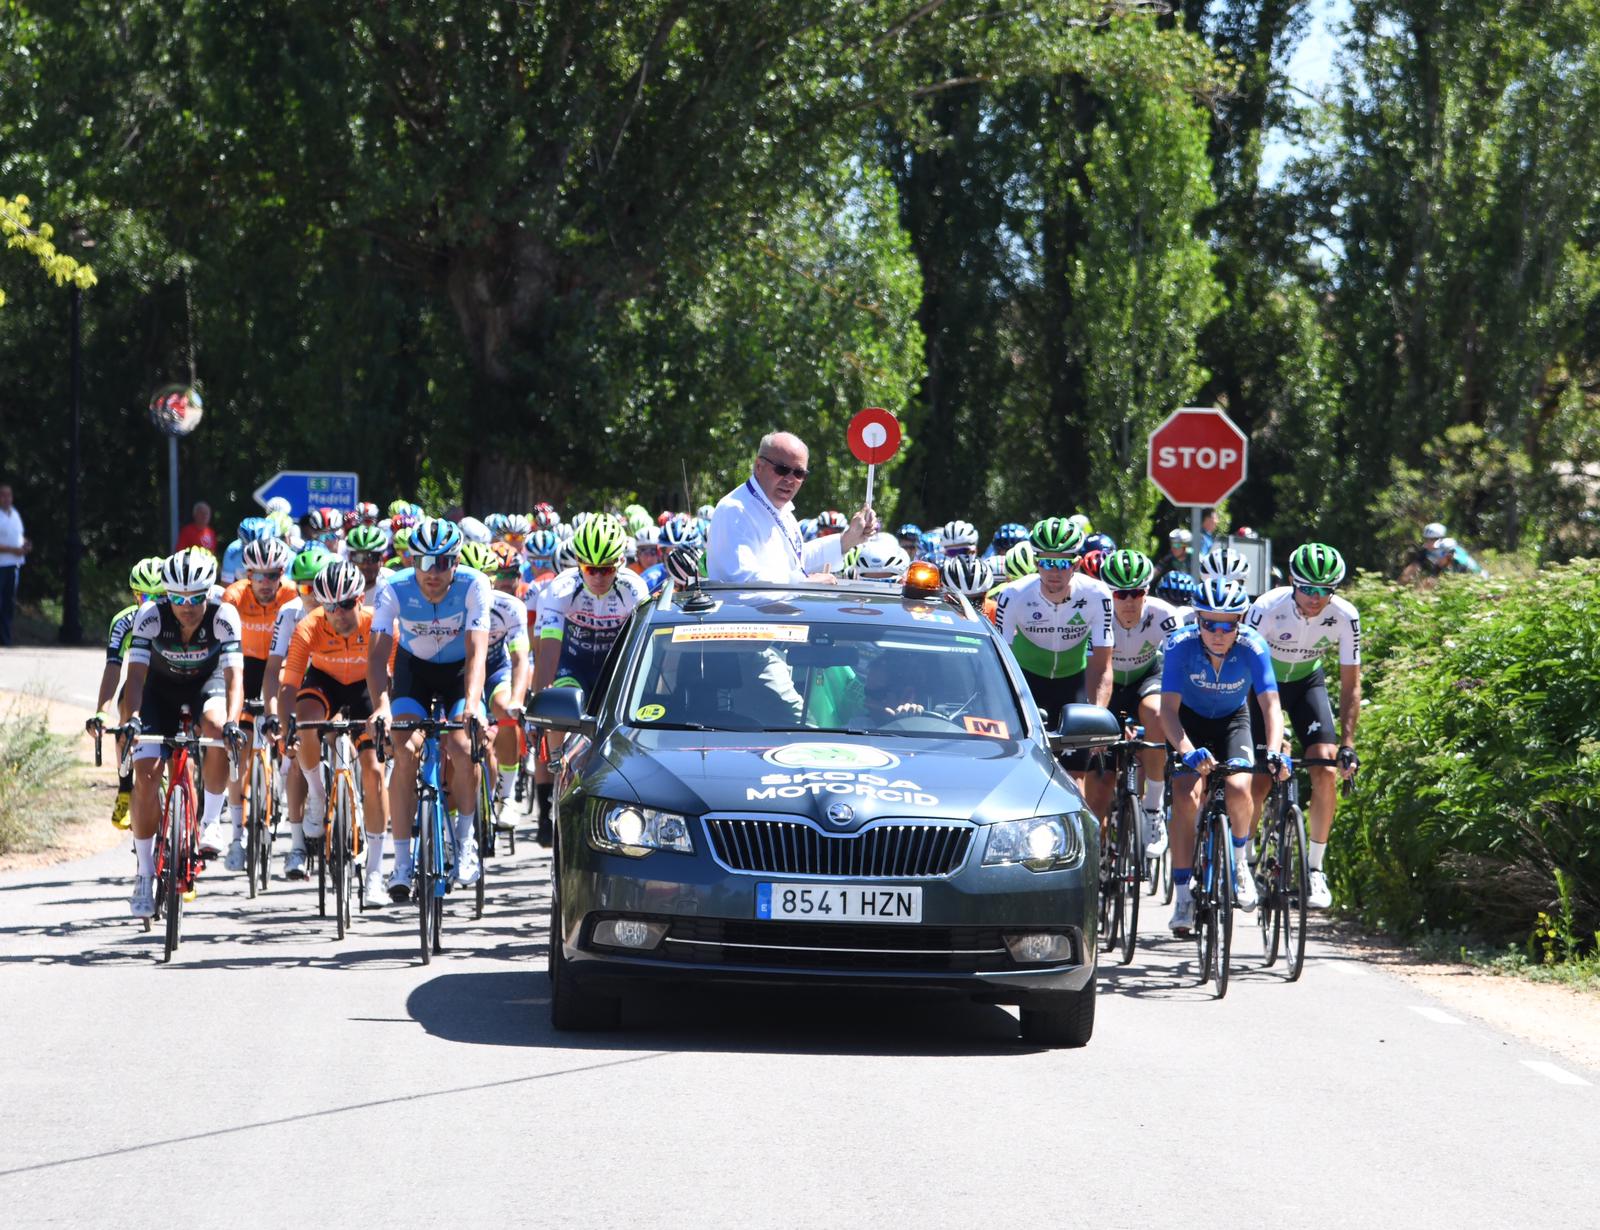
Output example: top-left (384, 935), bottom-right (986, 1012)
top-left (847, 407), bottom-right (901, 508)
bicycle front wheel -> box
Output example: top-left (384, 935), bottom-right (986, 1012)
top-left (1195, 826), bottom-right (1214, 986)
top-left (475, 755), bottom-right (493, 920)
top-left (1213, 811), bottom-right (1233, 1000)
top-left (246, 751), bottom-right (266, 899)
top-left (416, 799), bottom-right (435, 965)
top-left (1259, 815), bottom-right (1282, 967)
top-left (162, 782), bottom-right (189, 962)
top-left (1117, 796), bottom-right (1141, 965)
top-left (331, 778), bottom-right (352, 940)
top-left (1283, 804), bottom-right (1309, 981)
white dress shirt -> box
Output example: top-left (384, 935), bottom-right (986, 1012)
top-left (0, 506), bottom-right (25, 568)
top-left (707, 477), bottom-right (844, 583)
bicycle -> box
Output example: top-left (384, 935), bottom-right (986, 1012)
top-left (473, 723), bottom-right (497, 921)
top-left (1098, 725), bottom-right (1167, 966)
top-left (289, 713), bottom-right (368, 939)
top-left (1170, 754), bottom-right (1249, 999)
top-left (1145, 775), bottom-right (1174, 905)
top-left (240, 698), bottom-right (280, 899)
top-left (1254, 756), bottom-right (1355, 981)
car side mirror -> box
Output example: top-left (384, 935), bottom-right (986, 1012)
top-left (527, 686), bottom-right (596, 739)
top-left (1048, 703), bottom-right (1122, 754)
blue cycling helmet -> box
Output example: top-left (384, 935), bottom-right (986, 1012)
top-left (897, 523), bottom-right (922, 540)
top-left (662, 517), bottom-right (703, 549)
top-left (526, 528), bottom-right (559, 562)
top-left (238, 516), bottom-right (274, 543)
top-left (917, 530), bottom-right (943, 561)
top-left (410, 517), bottom-right (464, 558)
top-left (991, 521), bottom-right (1028, 549)
top-left (1156, 570), bottom-right (1202, 602)
top-left (1194, 577), bottom-right (1250, 615)
top-left (1082, 531), bottom-right (1117, 555)
top-left (798, 517), bottom-right (818, 542)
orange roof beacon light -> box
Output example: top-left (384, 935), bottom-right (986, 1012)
top-left (902, 560), bottom-right (942, 598)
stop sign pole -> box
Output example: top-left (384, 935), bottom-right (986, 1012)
top-left (1146, 406), bottom-right (1249, 576)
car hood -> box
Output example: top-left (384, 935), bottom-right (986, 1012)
top-left (590, 728), bottom-right (1080, 828)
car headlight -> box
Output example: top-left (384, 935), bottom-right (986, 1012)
top-left (982, 814), bottom-right (1085, 871)
top-left (590, 803), bottom-right (695, 858)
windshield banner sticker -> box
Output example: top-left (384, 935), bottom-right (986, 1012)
top-left (671, 623), bottom-right (810, 643)
top-left (962, 717), bottom-right (1009, 738)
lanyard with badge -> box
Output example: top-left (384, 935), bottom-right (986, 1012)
top-left (744, 477), bottom-right (803, 570)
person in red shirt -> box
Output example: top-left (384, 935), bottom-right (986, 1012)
top-left (176, 501), bottom-right (218, 554)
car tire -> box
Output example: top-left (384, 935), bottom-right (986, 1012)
top-left (546, 840), bottom-right (622, 1031)
top-left (1017, 984), bottom-right (1096, 1048)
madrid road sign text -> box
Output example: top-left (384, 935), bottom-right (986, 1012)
top-left (1146, 407), bottom-right (1248, 507)
top-left (252, 471), bottom-right (360, 517)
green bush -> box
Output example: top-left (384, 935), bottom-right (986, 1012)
top-left (1335, 564), bottom-right (1600, 946)
top-left (0, 709), bottom-right (76, 855)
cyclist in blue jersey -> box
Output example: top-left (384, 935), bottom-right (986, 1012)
top-left (368, 518), bottom-right (492, 900)
top-left (1159, 577), bottom-right (1290, 934)
top-left (219, 516), bottom-right (277, 586)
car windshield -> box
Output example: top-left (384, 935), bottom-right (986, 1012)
top-left (623, 620), bottom-right (1026, 738)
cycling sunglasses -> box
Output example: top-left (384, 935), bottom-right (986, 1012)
top-left (348, 552), bottom-right (381, 565)
top-left (168, 591), bottom-right (208, 607)
top-left (1036, 556), bottom-right (1076, 571)
top-left (247, 569), bottom-right (284, 582)
top-left (580, 564), bottom-right (617, 577)
top-left (759, 455), bottom-right (810, 480)
top-left (1295, 583), bottom-right (1335, 598)
top-left (414, 553), bottom-right (458, 573)
top-left (1198, 617), bottom-right (1240, 633)
top-left (322, 597), bottom-right (360, 611)
top-left (1112, 588), bottom-right (1148, 601)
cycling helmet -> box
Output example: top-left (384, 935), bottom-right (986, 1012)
top-left (501, 513), bottom-right (532, 539)
top-left (237, 516), bottom-right (274, 543)
top-left (854, 534), bottom-right (911, 580)
top-left (1194, 577), bottom-right (1250, 615)
top-left (241, 537), bottom-right (294, 574)
top-left (267, 511), bottom-right (295, 539)
top-left (622, 534), bottom-right (638, 563)
top-left (265, 496), bottom-right (293, 518)
top-left (312, 561), bottom-right (365, 606)
top-left (458, 516), bottom-right (491, 545)
top-left (346, 524), bottom-right (388, 555)
top-left (484, 513), bottom-right (508, 537)
top-left (817, 509), bottom-right (848, 534)
top-left (1288, 542), bottom-right (1346, 587)
top-left (290, 546), bottom-right (336, 586)
top-left (1099, 549), bottom-right (1155, 591)
top-left (1168, 527), bottom-right (1193, 545)
top-left (624, 504), bottom-right (652, 536)
top-left (1078, 550), bottom-right (1107, 579)
top-left (1156, 569), bottom-right (1201, 603)
top-left (1082, 532), bottom-right (1117, 556)
top-left (387, 499), bottom-right (413, 518)
top-left (1199, 546), bottom-right (1250, 583)
top-left (533, 502), bottom-right (560, 530)
top-left (941, 519), bottom-right (979, 551)
top-left (572, 517), bottom-right (626, 568)
top-left (991, 521), bottom-right (1028, 550)
top-left (458, 540), bottom-right (496, 573)
top-left (390, 528), bottom-right (413, 557)
top-left (657, 510), bottom-right (676, 528)
top-left (526, 529), bottom-right (559, 562)
top-left (798, 517), bottom-right (818, 542)
top-left (554, 522), bottom-right (575, 545)
top-left (162, 547), bottom-right (217, 594)
top-left (635, 525), bottom-right (661, 549)
top-left (1030, 516), bottom-right (1086, 556)
top-left (696, 504), bottom-right (715, 522)
top-left (916, 530), bottom-right (943, 561)
top-left (1233, 526), bottom-right (1260, 541)
top-left (1422, 522), bottom-right (1447, 541)
top-left (410, 517), bottom-right (464, 559)
top-left (940, 554), bottom-right (994, 597)
top-left (896, 523), bottom-right (922, 540)
top-left (389, 511), bottom-right (418, 533)
top-left (489, 541), bottom-right (522, 577)
top-left (1066, 513), bottom-right (1092, 537)
top-left (664, 545), bottom-right (704, 587)
top-left (569, 511), bottom-right (593, 531)
top-left (662, 517), bottom-right (702, 549)
top-left (555, 541), bottom-right (580, 572)
top-left (1003, 541), bottom-right (1037, 580)
top-left (354, 501), bottom-right (379, 525)
top-left (130, 556), bottom-right (166, 598)
top-left (307, 507), bottom-right (344, 533)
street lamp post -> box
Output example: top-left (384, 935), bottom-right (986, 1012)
top-left (58, 283), bottom-right (84, 645)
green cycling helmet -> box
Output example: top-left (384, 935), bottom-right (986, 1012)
top-left (1029, 517), bottom-right (1085, 556)
top-left (346, 524), bottom-right (387, 554)
top-left (290, 546), bottom-right (335, 586)
top-left (1100, 549), bottom-right (1155, 592)
top-left (459, 541), bottom-right (495, 573)
top-left (572, 516), bottom-right (626, 568)
top-left (384, 555), bottom-right (406, 571)
top-left (1289, 542), bottom-right (1346, 587)
top-left (130, 556), bottom-right (166, 598)
top-left (1003, 541), bottom-right (1037, 580)
top-left (387, 499), bottom-right (412, 518)
top-left (391, 528), bottom-right (413, 555)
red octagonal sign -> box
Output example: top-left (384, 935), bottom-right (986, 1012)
top-left (1146, 407), bottom-right (1248, 507)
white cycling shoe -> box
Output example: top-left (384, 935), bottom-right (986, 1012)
top-left (129, 875), bottom-right (156, 919)
top-left (363, 865), bottom-right (387, 907)
top-left (224, 839), bottom-right (247, 872)
top-left (284, 846), bottom-right (309, 881)
top-left (388, 862), bottom-right (414, 903)
top-left (1143, 810), bottom-right (1168, 858)
top-left (1233, 856), bottom-right (1259, 912)
top-left (198, 820), bottom-right (227, 858)
top-left (1168, 892), bottom-right (1195, 935)
top-left (454, 840), bottom-right (482, 887)
top-left (1308, 869), bottom-right (1332, 909)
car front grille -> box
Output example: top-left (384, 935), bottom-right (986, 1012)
top-left (704, 818), bottom-right (972, 878)
top-left (659, 918), bottom-right (1028, 973)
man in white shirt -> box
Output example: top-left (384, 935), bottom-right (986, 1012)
top-left (708, 432), bottom-right (877, 583)
top-left (0, 484), bottom-right (30, 646)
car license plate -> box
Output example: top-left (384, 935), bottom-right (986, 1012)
top-left (756, 882), bottom-right (923, 923)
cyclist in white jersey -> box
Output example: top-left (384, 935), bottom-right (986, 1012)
top-left (1243, 543), bottom-right (1361, 908)
top-left (461, 542), bottom-right (533, 813)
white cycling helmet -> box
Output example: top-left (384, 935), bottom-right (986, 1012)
top-left (457, 516), bottom-right (491, 545)
top-left (940, 554), bottom-right (994, 597)
top-left (265, 496), bottom-right (292, 517)
top-left (241, 537), bottom-right (294, 574)
top-left (311, 561), bottom-right (366, 606)
top-left (853, 533), bottom-right (911, 581)
top-left (1198, 546), bottom-right (1250, 583)
top-left (940, 519), bottom-right (979, 551)
top-left (554, 522), bottom-right (575, 545)
top-left (1169, 527), bottom-right (1193, 545)
top-left (1422, 522), bottom-right (1447, 541)
top-left (664, 545), bottom-right (703, 587)
top-left (163, 547), bottom-right (217, 595)
top-left (1194, 577), bottom-right (1250, 615)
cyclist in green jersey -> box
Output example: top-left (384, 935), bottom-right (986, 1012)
top-left (89, 557), bottom-right (166, 829)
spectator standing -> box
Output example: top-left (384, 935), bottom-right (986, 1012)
top-left (176, 501), bottom-right (218, 555)
top-left (0, 483), bottom-right (31, 646)
top-left (1198, 508), bottom-right (1218, 555)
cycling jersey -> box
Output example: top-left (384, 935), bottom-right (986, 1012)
top-left (639, 562), bottom-right (667, 597)
top-left (371, 566), bottom-right (492, 663)
top-left (282, 605), bottom-right (375, 688)
top-left (488, 590), bottom-right (529, 654)
top-left (993, 573), bottom-right (1114, 679)
top-left (222, 578), bottom-right (298, 661)
top-left (127, 599), bottom-right (243, 682)
top-left (1110, 595), bottom-right (1181, 684)
top-left (1244, 586), bottom-right (1361, 682)
top-left (220, 538), bottom-right (245, 585)
top-left (537, 567), bottom-right (648, 692)
top-left (269, 595), bottom-right (310, 660)
top-left (106, 603), bottom-right (139, 665)
top-left (1159, 624), bottom-right (1277, 719)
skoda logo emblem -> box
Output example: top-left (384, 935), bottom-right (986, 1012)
top-left (826, 803), bottom-right (855, 826)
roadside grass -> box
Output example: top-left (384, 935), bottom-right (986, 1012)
top-left (0, 700), bottom-right (77, 855)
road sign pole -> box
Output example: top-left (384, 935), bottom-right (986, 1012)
top-left (1189, 506), bottom-right (1202, 579)
top-left (168, 435), bottom-right (180, 550)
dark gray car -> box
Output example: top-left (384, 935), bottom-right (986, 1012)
top-left (528, 575), bottom-right (1119, 1046)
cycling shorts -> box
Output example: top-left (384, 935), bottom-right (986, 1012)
top-left (299, 665), bottom-right (374, 722)
top-left (1249, 669), bottom-right (1337, 753)
top-left (1175, 703), bottom-right (1254, 767)
top-left (242, 656), bottom-right (268, 707)
top-left (1107, 668), bottom-right (1162, 725)
top-left (487, 662), bottom-right (513, 700)
top-left (391, 648), bottom-right (482, 721)
top-left (1022, 667), bottom-right (1102, 773)
top-left (135, 666), bottom-right (227, 762)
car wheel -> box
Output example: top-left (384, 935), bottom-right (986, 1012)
top-left (1017, 983), bottom-right (1096, 1048)
top-left (546, 840), bottom-right (622, 1031)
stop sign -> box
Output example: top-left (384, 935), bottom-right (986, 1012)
top-left (1146, 407), bottom-right (1248, 507)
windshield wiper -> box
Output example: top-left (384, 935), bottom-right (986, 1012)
top-left (639, 721), bottom-right (710, 731)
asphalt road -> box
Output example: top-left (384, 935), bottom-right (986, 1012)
top-left (1, 648), bottom-right (1596, 1229)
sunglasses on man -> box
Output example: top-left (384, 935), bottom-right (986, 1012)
top-left (1295, 583), bottom-right (1335, 598)
top-left (1112, 588), bottom-right (1148, 601)
top-left (168, 591), bottom-right (208, 607)
top-left (414, 554), bottom-right (458, 573)
top-left (1036, 556), bottom-right (1076, 571)
top-left (580, 564), bottom-right (617, 577)
top-left (759, 455), bottom-right (810, 480)
top-left (246, 570), bottom-right (284, 583)
top-left (322, 597), bottom-right (361, 612)
top-left (1198, 618), bottom-right (1240, 634)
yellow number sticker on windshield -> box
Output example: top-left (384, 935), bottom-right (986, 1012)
top-left (634, 704), bottom-right (666, 722)
top-left (670, 623), bottom-right (809, 643)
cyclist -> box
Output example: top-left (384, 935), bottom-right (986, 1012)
top-left (1100, 549), bottom-right (1180, 853)
top-left (1159, 577), bottom-right (1289, 934)
top-left (896, 523), bottom-right (923, 558)
top-left (90, 556), bottom-right (167, 829)
top-left (532, 517), bottom-right (647, 845)
top-left (941, 520), bottom-right (979, 558)
top-left (1154, 568), bottom-right (1201, 624)
top-left (985, 522), bottom-right (1028, 560)
top-left (1244, 542), bottom-right (1361, 909)
top-left (982, 540), bottom-right (1036, 625)
top-left (1155, 528), bottom-right (1193, 579)
top-left (218, 537), bottom-right (298, 871)
top-left (940, 554), bottom-right (993, 603)
top-left (993, 517), bottom-right (1113, 805)
top-left (279, 561), bottom-right (389, 904)
top-left (462, 541), bottom-right (532, 815)
top-left (344, 523), bottom-right (389, 603)
top-left (120, 549), bottom-right (245, 918)
top-left (219, 516), bottom-right (276, 585)
top-left (305, 507), bottom-right (345, 555)
top-left (369, 518), bottom-right (492, 900)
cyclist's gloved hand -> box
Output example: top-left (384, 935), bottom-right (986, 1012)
top-left (222, 720), bottom-right (245, 748)
top-left (1338, 745), bottom-right (1359, 772)
top-left (1266, 751), bottom-right (1292, 779)
top-left (1182, 748), bottom-right (1216, 772)
top-left (259, 714), bottom-right (281, 740)
top-left (124, 715), bottom-right (143, 738)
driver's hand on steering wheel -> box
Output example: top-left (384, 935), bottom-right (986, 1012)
top-left (883, 702), bottom-right (925, 717)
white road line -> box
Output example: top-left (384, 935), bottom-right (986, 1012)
top-left (1409, 1006), bottom-right (1463, 1024)
top-left (1521, 1060), bottom-right (1590, 1086)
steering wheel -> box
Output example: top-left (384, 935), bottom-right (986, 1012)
top-left (879, 711), bottom-right (962, 733)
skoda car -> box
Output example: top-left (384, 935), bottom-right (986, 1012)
top-left (528, 568), bottom-right (1118, 1047)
